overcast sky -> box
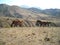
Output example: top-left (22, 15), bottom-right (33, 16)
top-left (0, 0), bottom-right (60, 9)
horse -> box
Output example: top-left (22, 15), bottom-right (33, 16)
top-left (11, 19), bottom-right (23, 27)
top-left (36, 20), bottom-right (56, 27)
top-left (36, 20), bottom-right (49, 26)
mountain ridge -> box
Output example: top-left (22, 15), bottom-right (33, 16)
top-left (0, 4), bottom-right (60, 20)
top-left (27, 7), bottom-right (60, 16)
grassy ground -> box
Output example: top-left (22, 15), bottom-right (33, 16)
top-left (0, 17), bottom-right (60, 28)
top-left (0, 27), bottom-right (60, 45)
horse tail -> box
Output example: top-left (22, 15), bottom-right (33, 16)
top-left (10, 21), bottom-right (15, 27)
top-left (11, 23), bottom-right (13, 27)
top-left (51, 22), bottom-right (57, 27)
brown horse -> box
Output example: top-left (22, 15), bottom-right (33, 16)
top-left (11, 19), bottom-right (23, 27)
top-left (36, 20), bottom-right (56, 27)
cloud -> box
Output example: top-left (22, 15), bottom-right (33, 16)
top-left (0, 0), bottom-right (60, 9)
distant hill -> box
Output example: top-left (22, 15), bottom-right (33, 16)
top-left (27, 7), bottom-right (60, 17)
top-left (27, 7), bottom-right (42, 13)
top-left (0, 4), bottom-right (60, 20)
top-left (0, 4), bottom-right (25, 18)
top-left (0, 4), bottom-right (53, 20)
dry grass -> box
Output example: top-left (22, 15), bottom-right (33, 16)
top-left (0, 27), bottom-right (60, 45)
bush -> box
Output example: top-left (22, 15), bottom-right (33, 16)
top-left (0, 19), bottom-right (11, 28)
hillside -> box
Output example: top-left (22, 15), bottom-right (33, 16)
top-left (0, 4), bottom-right (60, 27)
top-left (0, 4), bottom-right (55, 20)
top-left (27, 7), bottom-right (60, 18)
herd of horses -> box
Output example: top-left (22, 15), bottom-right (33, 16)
top-left (11, 19), bottom-right (56, 27)
top-left (36, 20), bottom-right (56, 27)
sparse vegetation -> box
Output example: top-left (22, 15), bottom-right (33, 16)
top-left (0, 4), bottom-right (60, 45)
top-left (0, 17), bottom-right (60, 28)
top-left (0, 27), bottom-right (60, 45)
top-left (0, 40), bottom-right (6, 45)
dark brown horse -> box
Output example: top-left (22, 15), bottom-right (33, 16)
top-left (36, 20), bottom-right (47, 26)
top-left (11, 19), bottom-right (23, 27)
top-left (36, 20), bottom-right (56, 27)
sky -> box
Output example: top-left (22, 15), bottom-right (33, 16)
top-left (0, 0), bottom-right (60, 9)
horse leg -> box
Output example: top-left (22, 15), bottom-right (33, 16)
top-left (39, 24), bottom-right (40, 27)
top-left (19, 24), bottom-right (22, 27)
top-left (11, 24), bottom-right (13, 27)
top-left (40, 24), bottom-right (42, 27)
top-left (43, 24), bottom-right (45, 27)
top-left (48, 24), bottom-right (50, 27)
top-left (14, 24), bottom-right (16, 27)
top-left (13, 24), bottom-right (17, 27)
top-left (45, 23), bottom-right (48, 27)
top-left (19, 25), bottom-right (21, 27)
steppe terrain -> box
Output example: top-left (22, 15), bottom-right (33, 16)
top-left (0, 27), bottom-right (60, 45)
top-left (0, 4), bottom-right (60, 45)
